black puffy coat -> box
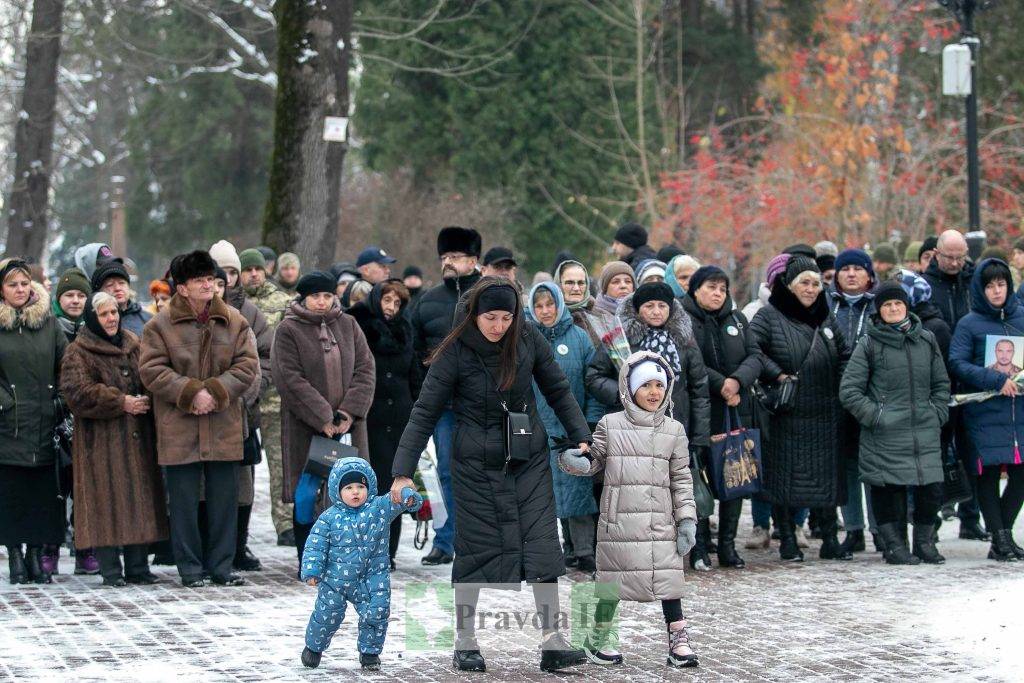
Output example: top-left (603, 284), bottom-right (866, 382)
top-left (749, 284), bottom-right (847, 508)
top-left (349, 297), bottom-right (422, 495)
top-left (922, 258), bottom-right (973, 332)
top-left (682, 295), bottom-right (763, 432)
top-left (622, 244), bottom-right (658, 271)
top-left (585, 296), bottom-right (711, 447)
top-left (392, 322), bottom-right (589, 585)
top-left (408, 271), bottom-right (481, 362)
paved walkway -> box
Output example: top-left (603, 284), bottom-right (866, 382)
top-left (1, 462), bottom-right (1021, 682)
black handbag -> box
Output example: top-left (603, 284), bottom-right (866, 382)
top-left (941, 458), bottom-right (973, 506)
top-left (689, 447), bottom-right (716, 519)
top-left (304, 434), bottom-right (360, 479)
top-left (242, 427), bottom-right (263, 466)
top-left (472, 351), bottom-right (532, 470)
top-left (754, 327), bottom-right (826, 415)
top-left (52, 398), bottom-right (73, 468)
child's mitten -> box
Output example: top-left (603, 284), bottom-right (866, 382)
top-left (558, 448), bottom-right (592, 475)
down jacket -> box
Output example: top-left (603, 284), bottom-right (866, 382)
top-left (393, 321), bottom-right (590, 585)
top-left (301, 457), bottom-right (422, 588)
top-left (582, 351), bottom-right (696, 602)
top-left (526, 282), bottom-right (602, 519)
top-left (749, 283), bottom-right (847, 507)
top-left (586, 295), bottom-right (711, 448)
top-left (409, 271), bottom-right (481, 362)
top-left (839, 316), bottom-right (950, 487)
top-left (949, 258), bottom-right (1024, 469)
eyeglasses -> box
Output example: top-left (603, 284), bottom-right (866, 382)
top-left (936, 252), bottom-right (967, 263)
top-left (440, 253), bottom-right (470, 263)
top-left (561, 280), bottom-right (587, 288)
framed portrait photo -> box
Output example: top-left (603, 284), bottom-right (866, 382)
top-left (984, 335), bottom-right (1024, 377)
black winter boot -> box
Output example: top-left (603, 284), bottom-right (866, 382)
top-left (959, 519), bottom-right (991, 541)
top-left (774, 506), bottom-right (804, 562)
top-left (360, 653), bottom-right (381, 670)
top-left (539, 632), bottom-right (587, 672)
top-left (233, 505), bottom-right (262, 571)
top-left (839, 529), bottom-right (866, 554)
top-left (818, 511), bottom-right (853, 561)
top-left (688, 518), bottom-right (712, 571)
top-left (453, 649), bottom-right (486, 672)
top-left (7, 545), bottom-right (27, 584)
top-left (988, 529), bottom-right (1020, 562)
top-left (24, 545), bottom-right (53, 584)
top-left (912, 523), bottom-right (945, 564)
top-left (1006, 532), bottom-right (1024, 561)
top-left (301, 647), bottom-right (322, 668)
top-left (716, 499), bottom-right (745, 569)
top-left (878, 523), bottom-right (920, 565)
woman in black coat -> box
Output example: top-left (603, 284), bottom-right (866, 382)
top-left (390, 278), bottom-right (590, 674)
top-left (585, 282), bottom-right (712, 568)
top-left (348, 279), bottom-right (422, 567)
top-left (749, 256), bottom-right (850, 563)
top-left (683, 266), bottom-right (764, 570)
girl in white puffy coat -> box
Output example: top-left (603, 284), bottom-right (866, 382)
top-left (560, 350), bottom-right (698, 668)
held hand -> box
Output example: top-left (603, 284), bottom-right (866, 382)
top-left (721, 378), bottom-right (740, 400)
top-left (321, 421), bottom-right (338, 437)
top-left (776, 373), bottom-right (789, 383)
top-left (336, 411), bottom-right (353, 435)
top-left (578, 442), bottom-right (590, 454)
top-left (1001, 378), bottom-right (1019, 398)
top-left (123, 395), bottom-right (141, 415)
top-left (726, 393), bottom-right (741, 407)
top-left (192, 389), bottom-right (216, 415)
top-left (558, 449), bottom-right (591, 476)
top-left (306, 578), bottom-right (318, 587)
top-left (676, 519), bottom-right (697, 556)
top-left (390, 476), bottom-right (414, 504)
top-left (137, 395), bottom-right (151, 414)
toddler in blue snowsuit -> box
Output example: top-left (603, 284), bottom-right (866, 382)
top-left (300, 457), bottom-right (421, 670)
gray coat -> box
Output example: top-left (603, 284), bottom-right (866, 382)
top-left (839, 315), bottom-right (949, 487)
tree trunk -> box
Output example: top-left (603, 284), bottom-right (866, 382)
top-left (261, 0), bottom-right (352, 269)
top-left (4, 0), bottom-right (64, 261)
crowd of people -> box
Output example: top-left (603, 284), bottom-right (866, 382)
top-left (1, 222), bottom-right (1023, 673)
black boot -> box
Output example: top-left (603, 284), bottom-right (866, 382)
top-left (7, 545), bottom-right (27, 584)
top-left (818, 512), bottom-right (853, 561)
top-left (24, 545), bottom-right (53, 584)
top-left (688, 518), bottom-right (712, 571)
top-left (1005, 531), bottom-right (1024, 561)
top-left (301, 647), bottom-right (322, 668)
top-left (233, 505), bottom-right (262, 571)
top-left (959, 519), bottom-right (991, 541)
top-left (360, 653), bottom-right (381, 670)
top-left (539, 632), bottom-right (587, 672)
top-left (878, 523), bottom-right (920, 565)
top-left (716, 499), bottom-right (745, 569)
top-left (988, 529), bottom-right (1020, 562)
top-left (293, 519), bottom-right (314, 567)
top-left (422, 546), bottom-right (453, 566)
top-left (912, 523), bottom-right (945, 564)
top-left (453, 648), bottom-right (486, 672)
top-left (774, 506), bottom-right (803, 562)
top-left (838, 529), bottom-right (866, 554)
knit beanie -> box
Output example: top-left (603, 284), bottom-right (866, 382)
top-left (834, 248), bottom-right (875, 280)
top-left (614, 222), bottom-right (648, 249)
top-left (873, 281), bottom-right (910, 314)
top-left (896, 269), bottom-right (932, 307)
top-left (56, 268), bottom-right (91, 299)
top-left (904, 241), bottom-right (923, 264)
top-left (209, 240), bottom-right (242, 272)
top-left (629, 359), bottom-right (669, 397)
top-left (872, 243), bottom-right (899, 265)
top-left (765, 253), bottom-right (791, 287)
top-left (783, 243), bottom-right (816, 258)
top-left (238, 248), bottom-right (267, 271)
top-left (919, 236), bottom-right (938, 259)
top-left (687, 265), bottom-right (729, 296)
top-left (632, 282), bottom-right (675, 311)
top-left (339, 469), bottom-right (369, 489)
top-left (277, 252), bottom-right (301, 270)
top-left (599, 261), bottom-right (634, 295)
top-left (90, 258), bottom-right (131, 292)
top-left (634, 259), bottom-right (667, 283)
top-left (784, 256), bottom-right (821, 287)
top-left (814, 240), bottom-right (839, 258)
top-left (402, 265), bottom-right (423, 280)
top-left (257, 246), bottom-right (277, 263)
top-left (816, 254), bottom-right (836, 273)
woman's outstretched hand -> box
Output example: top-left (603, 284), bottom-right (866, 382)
top-left (390, 476), bottom-right (415, 504)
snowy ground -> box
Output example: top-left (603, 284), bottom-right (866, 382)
top-left (1, 461), bottom-right (1021, 682)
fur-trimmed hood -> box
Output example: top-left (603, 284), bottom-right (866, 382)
top-left (616, 292), bottom-right (695, 351)
top-left (0, 281), bottom-right (52, 331)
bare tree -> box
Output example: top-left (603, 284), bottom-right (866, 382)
top-left (4, 0), bottom-right (63, 260)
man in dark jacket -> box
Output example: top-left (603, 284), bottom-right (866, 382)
top-left (921, 230), bottom-right (988, 541)
top-left (612, 222), bottom-right (657, 270)
top-left (407, 226), bottom-right (482, 565)
top-left (91, 258), bottom-right (152, 338)
top-left (826, 249), bottom-right (877, 553)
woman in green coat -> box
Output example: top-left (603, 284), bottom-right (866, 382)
top-left (839, 282), bottom-right (950, 566)
top-left (0, 258), bottom-right (69, 584)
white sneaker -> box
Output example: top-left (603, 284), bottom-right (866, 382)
top-left (795, 526), bottom-right (811, 548)
top-left (744, 526), bottom-right (771, 550)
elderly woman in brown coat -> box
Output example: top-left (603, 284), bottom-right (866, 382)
top-left (271, 271), bottom-right (375, 568)
top-left (61, 292), bottom-right (169, 586)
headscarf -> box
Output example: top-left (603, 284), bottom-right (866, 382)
top-left (85, 292), bottom-right (123, 347)
top-left (525, 281), bottom-right (572, 342)
top-left (664, 255), bottom-right (700, 298)
top-left (553, 259), bottom-right (593, 312)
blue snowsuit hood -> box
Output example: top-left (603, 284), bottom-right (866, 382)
top-left (327, 455), bottom-right (377, 508)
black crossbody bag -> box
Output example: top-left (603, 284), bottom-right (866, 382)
top-left (471, 351), bottom-right (532, 471)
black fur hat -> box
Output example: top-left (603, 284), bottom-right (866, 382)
top-left (436, 226), bottom-right (482, 258)
top-left (170, 250), bottom-right (217, 285)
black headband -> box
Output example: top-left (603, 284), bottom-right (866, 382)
top-left (478, 284), bottom-right (518, 315)
top-left (0, 258), bottom-right (29, 283)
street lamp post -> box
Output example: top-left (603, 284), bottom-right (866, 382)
top-left (938, 0), bottom-right (993, 232)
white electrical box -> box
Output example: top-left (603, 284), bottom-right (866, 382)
top-left (323, 116), bottom-right (349, 142)
top-left (942, 43), bottom-right (972, 97)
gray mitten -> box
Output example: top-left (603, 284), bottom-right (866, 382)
top-left (676, 518), bottom-right (697, 556)
top-left (558, 448), bottom-right (592, 476)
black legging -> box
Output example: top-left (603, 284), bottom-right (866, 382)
top-left (595, 598), bottom-right (682, 625)
top-left (977, 464), bottom-right (1024, 533)
top-left (870, 482), bottom-right (942, 526)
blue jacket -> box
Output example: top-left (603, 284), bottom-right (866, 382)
top-left (301, 457), bottom-right (422, 587)
top-left (827, 286), bottom-right (873, 353)
top-left (526, 282), bottom-right (601, 518)
top-left (949, 259), bottom-right (1024, 469)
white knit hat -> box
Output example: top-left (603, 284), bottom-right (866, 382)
top-left (629, 360), bottom-right (668, 397)
top-left (209, 240), bottom-right (241, 272)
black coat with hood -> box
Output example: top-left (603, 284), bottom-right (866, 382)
top-left (682, 295), bottom-right (763, 432)
top-left (392, 321), bottom-right (589, 585)
top-left (922, 257), bottom-right (973, 331)
top-left (349, 288), bottom-right (423, 494)
top-left (408, 270), bottom-right (482, 362)
top-left (586, 296), bottom-right (711, 448)
top-left (749, 283), bottom-right (848, 507)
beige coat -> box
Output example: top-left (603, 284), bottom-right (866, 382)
top-left (587, 350), bottom-right (696, 602)
top-left (139, 294), bottom-right (259, 466)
